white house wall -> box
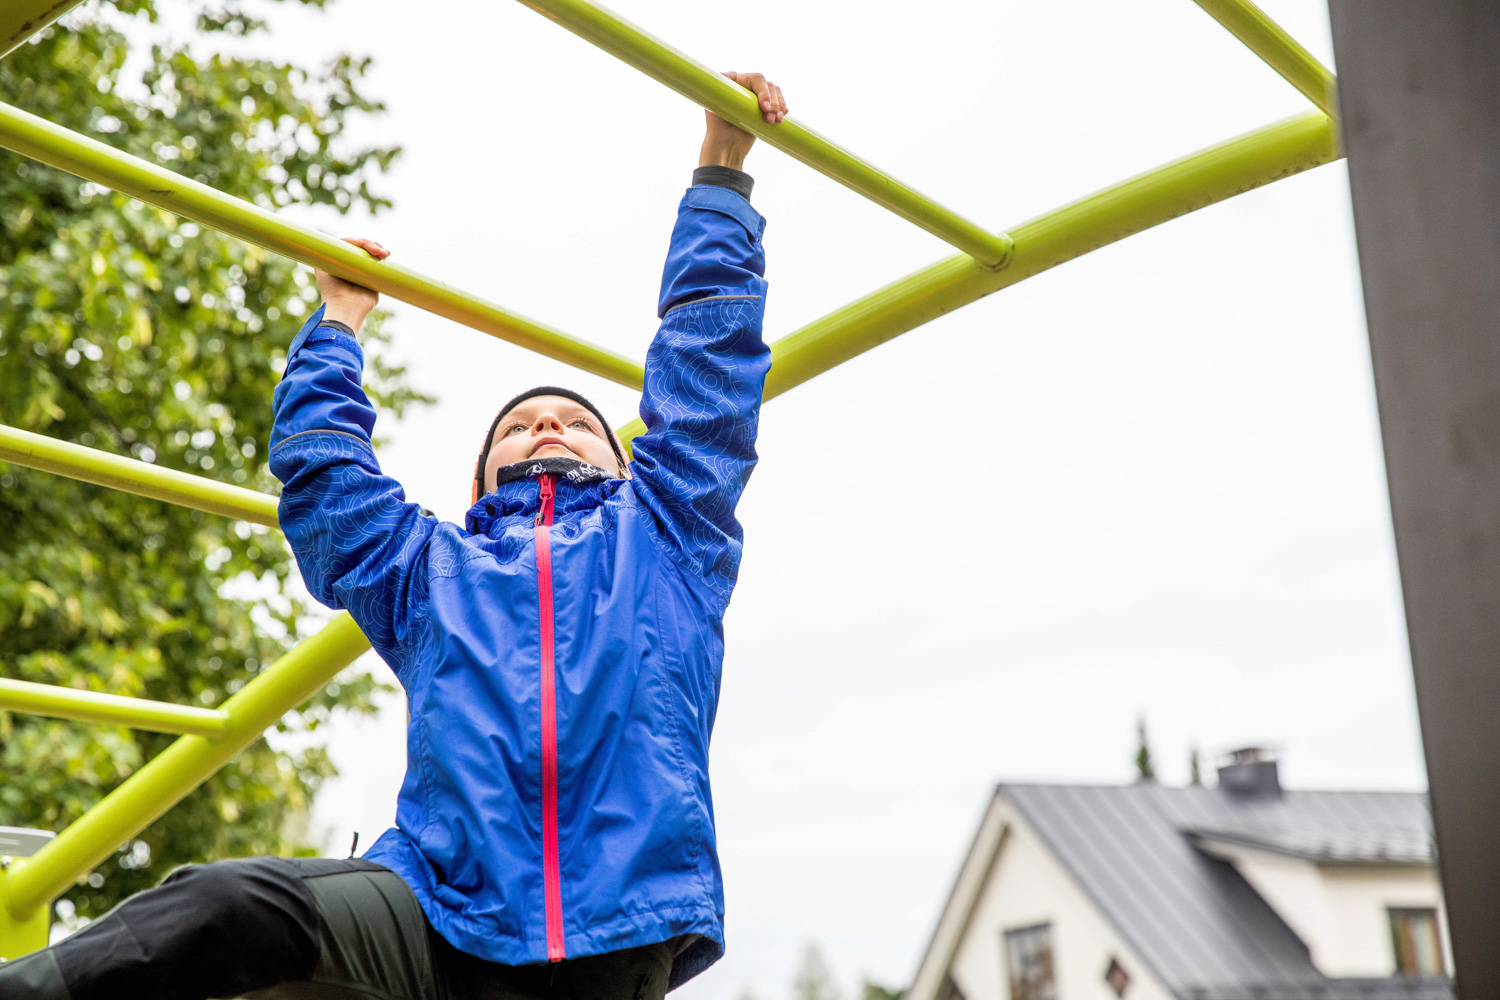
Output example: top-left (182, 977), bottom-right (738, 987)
top-left (1319, 865), bottom-right (1453, 977)
top-left (949, 804), bottom-right (1172, 1000)
top-left (1195, 838), bottom-right (1450, 978)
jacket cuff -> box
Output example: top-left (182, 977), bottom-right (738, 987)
top-left (680, 183), bottom-right (767, 243)
top-left (691, 165), bottom-right (754, 203)
top-left (285, 306), bottom-right (362, 368)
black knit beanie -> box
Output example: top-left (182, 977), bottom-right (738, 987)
top-left (472, 386), bottom-right (628, 502)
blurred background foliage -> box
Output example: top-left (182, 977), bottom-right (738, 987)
top-left (0, 0), bottom-right (429, 925)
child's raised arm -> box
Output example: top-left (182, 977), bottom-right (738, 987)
top-left (629, 73), bottom-right (787, 611)
top-left (269, 241), bottom-right (437, 679)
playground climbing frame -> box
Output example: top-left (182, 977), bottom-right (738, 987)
top-left (0, 0), bottom-right (1340, 961)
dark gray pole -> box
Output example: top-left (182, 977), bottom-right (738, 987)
top-left (1327, 3), bottom-right (1500, 995)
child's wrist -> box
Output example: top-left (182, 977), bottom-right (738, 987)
top-left (698, 144), bottom-right (747, 171)
top-left (320, 300), bottom-right (367, 336)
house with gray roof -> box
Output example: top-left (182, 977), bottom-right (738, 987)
top-left (907, 751), bottom-right (1453, 1000)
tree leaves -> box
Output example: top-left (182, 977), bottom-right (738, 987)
top-left (0, 0), bottom-right (425, 921)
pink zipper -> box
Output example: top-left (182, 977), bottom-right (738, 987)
top-left (533, 473), bottom-right (565, 961)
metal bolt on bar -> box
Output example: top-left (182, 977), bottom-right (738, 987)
top-left (0, 423), bottom-right (280, 528)
top-left (1190, 0), bottom-right (1338, 117)
top-left (0, 101), bottom-right (644, 390)
top-left (516, 0), bottom-right (1013, 268)
top-left (0, 678), bottom-right (231, 738)
top-left (1, 614), bottom-right (372, 920)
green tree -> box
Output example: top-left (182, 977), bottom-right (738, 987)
top-left (1189, 744), bottom-right (1203, 786)
top-left (1133, 715), bottom-right (1156, 783)
top-left (0, 0), bottom-right (428, 923)
top-left (793, 942), bottom-right (842, 1000)
top-left (860, 978), bottom-right (903, 1000)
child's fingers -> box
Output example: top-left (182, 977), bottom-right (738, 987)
top-left (727, 71), bottom-right (770, 114)
top-left (720, 70), bottom-right (783, 125)
top-left (753, 77), bottom-right (775, 119)
top-left (341, 236), bottom-right (390, 261)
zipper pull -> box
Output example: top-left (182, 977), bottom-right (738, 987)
top-left (536, 474), bottom-right (555, 526)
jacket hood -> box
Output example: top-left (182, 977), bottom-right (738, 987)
top-left (464, 457), bottom-right (620, 535)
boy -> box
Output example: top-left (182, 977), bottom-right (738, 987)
top-left (0, 71), bottom-right (787, 999)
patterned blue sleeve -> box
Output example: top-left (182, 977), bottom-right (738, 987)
top-left (629, 185), bottom-right (772, 607)
top-left (269, 305), bottom-right (437, 676)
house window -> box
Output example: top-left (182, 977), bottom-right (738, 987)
top-left (1103, 956), bottom-right (1132, 997)
top-left (1004, 923), bottom-right (1057, 1000)
top-left (1389, 907), bottom-right (1445, 976)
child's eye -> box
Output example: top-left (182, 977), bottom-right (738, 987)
top-left (570, 419), bottom-right (591, 431)
top-left (505, 424), bottom-right (526, 436)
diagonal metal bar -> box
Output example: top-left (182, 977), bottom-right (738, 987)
top-left (515, 0), bottom-right (1013, 268)
top-left (0, 613), bottom-right (372, 919)
top-left (616, 110), bottom-right (1340, 446)
top-left (0, 429), bottom-right (369, 919)
top-left (0, 423), bottom-right (280, 527)
top-left (0, 101), bottom-right (644, 390)
top-left (763, 110), bottom-right (1340, 398)
top-left (0, 0), bottom-right (84, 59)
top-left (1189, 0), bottom-right (1338, 117)
top-left (0, 678), bottom-right (230, 738)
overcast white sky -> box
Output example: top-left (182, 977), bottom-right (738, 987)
top-left (175, 0), bottom-right (1424, 995)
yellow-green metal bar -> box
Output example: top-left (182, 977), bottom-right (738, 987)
top-left (0, 101), bottom-right (644, 390)
top-left (0, 886), bottom-right (48, 961)
top-left (0, 0), bottom-right (84, 59)
top-left (618, 110), bottom-right (1340, 447)
top-left (1, 614), bottom-right (372, 921)
top-left (515, 0), bottom-right (1013, 269)
top-left (0, 678), bottom-right (230, 738)
top-left (1190, 0), bottom-right (1338, 117)
top-left (0, 423), bottom-right (280, 528)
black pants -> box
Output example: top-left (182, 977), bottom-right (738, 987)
top-left (0, 858), bottom-right (674, 1000)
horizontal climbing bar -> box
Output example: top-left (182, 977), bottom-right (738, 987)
top-left (0, 0), bottom-right (84, 60)
top-left (1190, 0), bottom-right (1338, 117)
top-left (7, 107), bottom-right (1340, 523)
top-left (620, 109), bottom-right (1340, 444)
top-left (516, 0), bottom-right (1013, 268)
top-left (1, 614), bottom-right (372, 919)
top-left (0, 423), bottom-right (279, 528)
top-left (0, 101), bottom-right (644, 390)
top-left (0, 678), bottom-right (230, 738)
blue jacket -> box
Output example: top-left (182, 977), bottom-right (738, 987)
top-left (269, 184), bottom-right (770, 986)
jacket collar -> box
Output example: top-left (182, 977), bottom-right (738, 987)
top-left (465, 457), bottom-right (619, 535)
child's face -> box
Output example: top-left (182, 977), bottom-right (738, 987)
top-left (483, 395), bottom-right (620, 491)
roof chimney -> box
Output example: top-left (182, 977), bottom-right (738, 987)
top-left (1216, 747), bottom-right (1281, 797)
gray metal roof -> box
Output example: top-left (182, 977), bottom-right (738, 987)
top-left (1188, 824), bottom-right (1434, 866)
top-left (999, 783), bottom-right (1452, 1000)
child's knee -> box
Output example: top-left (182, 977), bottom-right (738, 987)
top-left (46, 858), bottom-right (319, 1000)
top-left (157, 858), bottom-right (316, 938)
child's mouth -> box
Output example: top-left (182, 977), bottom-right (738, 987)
top-left (531, 438), bottom-right (571, 457)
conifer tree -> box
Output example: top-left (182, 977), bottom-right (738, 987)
top-left (1134, 715), bottom-right (1157, 783)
